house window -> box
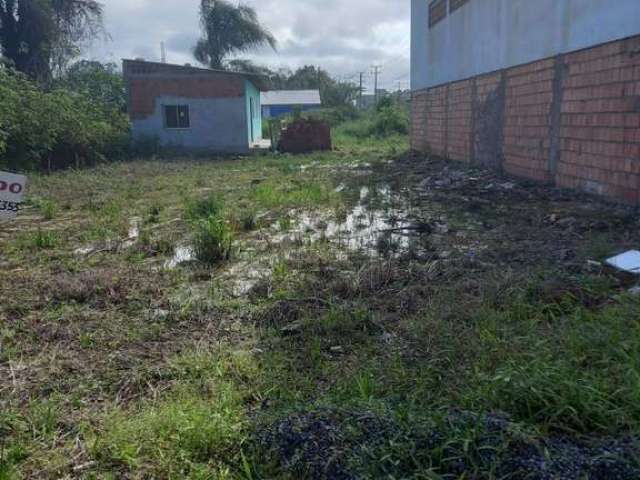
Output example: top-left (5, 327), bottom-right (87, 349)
top-left (429, 0), bottom-right (447, 28)
top-left (164, 105), bottom-right (190, 129)
top-left (450, 0), bottom-right (469, 13)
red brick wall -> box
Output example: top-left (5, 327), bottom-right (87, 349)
top-left (425, 85), bottom-right (448, 157)
top-left (128, 76), bottom-right (245, 120)
top-left (411, 90), bottom-right (429, 152)
top-left (411, 34), bottom-right (640, 204)
top-left (473, 72), bottom-right (503, 169)
top-left (557, 37), bottom-right (640, 204)
top-left (503, 59), bottom-right (555, 182)
top-left (447, 79), bottom-right (473, 162)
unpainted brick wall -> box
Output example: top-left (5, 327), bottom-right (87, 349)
top-left (503, 59), bottom-right (555, 182)
top-left (557, 37), bottom-right (640, 204)
top-left (446, 79), bottom-right (473, 162)
top-left (412, 34), bottom-right (640, 205)
top-left (426, 85), bottom-right (448, 157)
top-left (128, 76), bottom-right (244, 120)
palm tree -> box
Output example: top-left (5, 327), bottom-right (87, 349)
top-left (194, 0), bottom-right (276, 70)
top-left (0, 0), bottom-right (103, 82)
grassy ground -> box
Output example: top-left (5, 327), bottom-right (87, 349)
top-left (1, 132), bottom-right (640, 479)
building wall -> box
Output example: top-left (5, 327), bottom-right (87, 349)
top-left (262, 105), bottom-right (321, 119)
top-left (132, 96), bottom-right (250, 153)
top-left (127, 75), bottom-right (245, 121)
top-left (411, 0), bottom-right (640, 90)
top-left (411, 34), bottom-right (640, 204)
top-left (245, 80), bottom-right (262, 144)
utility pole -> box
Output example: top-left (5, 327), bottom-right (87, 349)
top-left (358, 72), bottom-right (365, 109)
top-left (371, 65), bottom-right (382, 104)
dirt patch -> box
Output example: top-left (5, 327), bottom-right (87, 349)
top-left (254, 409), bottom-right (640, 480)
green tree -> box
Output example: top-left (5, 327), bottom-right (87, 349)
top-left (56, 60), bottom-right (126, 111)
top-left (285, 66), bottom-right (358, 107)
top-left (0, 67), bottom-right (128, 171)
top-left (194, 0), bottom-right (276, 70)
top-left (0, 0), bottom-right (103, 82)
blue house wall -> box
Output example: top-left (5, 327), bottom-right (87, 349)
top-left (262, 104), bottom-right (321, 119)
top-left (245, 80), bottom-right (263, 143)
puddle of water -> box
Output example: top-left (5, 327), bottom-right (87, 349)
top-left (74, 217), bottom-right (142, 256)
top-left (123, 217), bottom-right (142, 248)
top-left (74, 245), bottom-right (97, 256)
top-left (73, 239), bottom-right (118, 256)
top-left (128, 217), bottom-right (141, 240)
top-left (271, 184), bottom-right (420, 256)
top-left (165, 245), bottom-right (194, 269)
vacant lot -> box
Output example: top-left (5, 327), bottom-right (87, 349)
top-left (2, 134), bottom-right (640, 479)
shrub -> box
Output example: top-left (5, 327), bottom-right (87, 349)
top-left (185, 194), bottom-right (224, 222)
top-left (306, 106), bottom-right (360, 127)
top-left (22, 230), bottom-right (60, 250)
top-left (192, 216), bottom-right (235, 264)
top-left (336, 104), bottom-right (409, 139)
top-left (0, 67), bottom-right (130, 171)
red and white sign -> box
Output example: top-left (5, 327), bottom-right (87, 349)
top-left (0, 171), bottom-right (27, 220)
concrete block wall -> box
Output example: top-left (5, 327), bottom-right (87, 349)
top-left (412, 35), bottom-right (640, 204)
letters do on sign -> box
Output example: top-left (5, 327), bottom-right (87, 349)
top-left (0, 171), bottom-right (27, 220)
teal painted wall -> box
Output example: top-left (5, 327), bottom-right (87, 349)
top-left (245, 80), bottom-right (262, 144)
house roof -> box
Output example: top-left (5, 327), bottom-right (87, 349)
top-left (261, 90), bottom-right (322, 106)
top-left (122, 59), bottom-right (270, 91)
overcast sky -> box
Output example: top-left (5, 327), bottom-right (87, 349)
top-left (86, 0), bottom-right (411, 92)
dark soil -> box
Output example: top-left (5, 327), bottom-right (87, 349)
top-left (255, 408), bottom-right (640, 480)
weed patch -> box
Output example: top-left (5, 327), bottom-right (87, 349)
top-left (192, 216), bottom-right (235, 264)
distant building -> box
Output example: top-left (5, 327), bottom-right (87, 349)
top-left (123, 59), bottom-right (269, 154)
top-left (261, 90), bottom-right (322, 118)
top-left (411, 0), bottom-right (640, 204)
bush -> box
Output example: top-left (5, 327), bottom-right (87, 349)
top-left (336, 103), bottom-right (409, 139)
top-left (185, 194), bottom-right (225, 222)
top-left (0, 67), bottom-right (130, 171)
top-left (193, 216), bottom-right (235, 265)
top-left (306, 106), bottom-right (361, 127)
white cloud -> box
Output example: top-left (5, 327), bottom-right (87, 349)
top-left (87, 0), bottom-right (411, 91)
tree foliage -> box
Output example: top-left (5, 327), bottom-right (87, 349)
top-left (55, 60), bottom-right (126, 111)
top-left (283, 65), bottom-right (359, 107)
top-left (0, 66), bottom-right (129, 171)
top-left (227, 60), bottom-right (358, 108)
top-left (194, 0), bottom-right (275, 70)
top-left (0, 0), bottom-right (103, 82)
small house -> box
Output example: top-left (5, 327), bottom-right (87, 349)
top-left (261, 90), bottom-right (322, 118)
top-left (123, 59), bottom-right (269, 154)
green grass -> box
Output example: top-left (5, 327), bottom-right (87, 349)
top-left (251, 180), bottom-right (340, 210)
top-left (192, 215), bottom-right (235, 264)
top-left (2, 128), bottom-right (640, 478)
top-left (17, 229), bottom-right (61, 250)
top-left (185, 193), bottom-right (225, 222)
top-left (31, 198), bottom-right (59, 220)
top-left (90, 350), bottom-right (252, 479)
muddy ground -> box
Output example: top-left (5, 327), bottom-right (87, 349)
top-left (1, 144), bottom-right (640, 479)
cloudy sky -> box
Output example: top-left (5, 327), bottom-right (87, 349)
top-left (87, 0), bottom-right (411, 93)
